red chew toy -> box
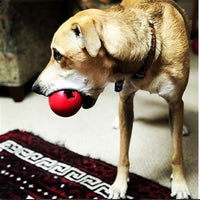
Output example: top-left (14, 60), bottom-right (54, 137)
top-left (48, 90), bottom-right (82, 117)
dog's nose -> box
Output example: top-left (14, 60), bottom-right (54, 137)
top-left (32, 81), bottom-right (42, 94)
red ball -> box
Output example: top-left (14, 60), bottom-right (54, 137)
top-left (48, 90), bottom-right (82, 117)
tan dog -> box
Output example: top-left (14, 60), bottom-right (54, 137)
top-left (32, 0), bottom-right (191, 198)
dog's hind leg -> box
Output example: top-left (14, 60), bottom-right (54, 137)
top-left (109, 91), bottom-right (135, 199)
top-left (168, 99), bottom-right (191, 199)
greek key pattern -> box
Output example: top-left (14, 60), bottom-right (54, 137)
top-left (0, 140), bottom-right (134, 199)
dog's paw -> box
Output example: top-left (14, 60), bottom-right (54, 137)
top-left (171, 177), bottom-right (191, 199)
top-left (108, 179), bottom-right (128, 199)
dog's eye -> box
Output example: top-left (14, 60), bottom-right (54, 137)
top-left (74, 27), bottom-right (81, 37)
top-left (53, 50), bottom-right (62, 61)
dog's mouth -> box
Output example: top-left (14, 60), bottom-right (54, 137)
top-left (48, 90), bottom-right (96, 109)
top-left (32, 81), bottom-right (97, 109)
top-left (52, 90), bottom-right (96, 109)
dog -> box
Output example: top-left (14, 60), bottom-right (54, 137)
top-left (32, 0), bottom-right (191, 198)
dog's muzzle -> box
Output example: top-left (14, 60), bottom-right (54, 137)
top-left (32, 81), bottom-right (96, 109)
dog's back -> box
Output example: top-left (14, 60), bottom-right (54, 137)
top-left (121, 0), bottom-right (190, 37)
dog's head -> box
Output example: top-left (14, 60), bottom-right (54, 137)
top-left (32, 7), bottom-right (137, 109)
top-left (33, 9), bottom-right (114, 109)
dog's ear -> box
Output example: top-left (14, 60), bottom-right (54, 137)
top-left (72, 18), bottom-right (101, 57)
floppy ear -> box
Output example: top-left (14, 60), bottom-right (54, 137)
top-left (72, 17), bottom-right (101, 57)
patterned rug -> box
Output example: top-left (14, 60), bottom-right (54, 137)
top-left (0, 130), bottom-right (171, 199)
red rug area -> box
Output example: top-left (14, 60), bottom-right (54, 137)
top-left (0, 130), bottom-right (171, 199)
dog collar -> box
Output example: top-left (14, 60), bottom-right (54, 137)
top-left (132, 20), bottom-right (156, 79)
top-left (115, 20), bottom-right (156, 92)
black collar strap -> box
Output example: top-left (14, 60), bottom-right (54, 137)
top-left (115, 20), bottom-right (156, 92)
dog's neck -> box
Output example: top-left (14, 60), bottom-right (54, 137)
top-left (132, 20), bottom-right (156, 79)
top-left (102, 10), bottom-right (157, 91)
top-left (114, 23), bottom-right (156, 92)
top-left (94, 6), bottom-right (159, 90)
top-left (98, 7), bottom-right (158, 77)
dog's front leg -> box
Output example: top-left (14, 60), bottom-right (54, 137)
top-left (168, 100), bottom-right (191, 199)
top-left (109, 92), bottom-right (134, 199)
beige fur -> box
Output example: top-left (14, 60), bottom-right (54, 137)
top-left (32, 0), bottom-right (191, 198)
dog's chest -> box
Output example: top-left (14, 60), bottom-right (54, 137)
top-left (129, 75), bottom-right (176, 98)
